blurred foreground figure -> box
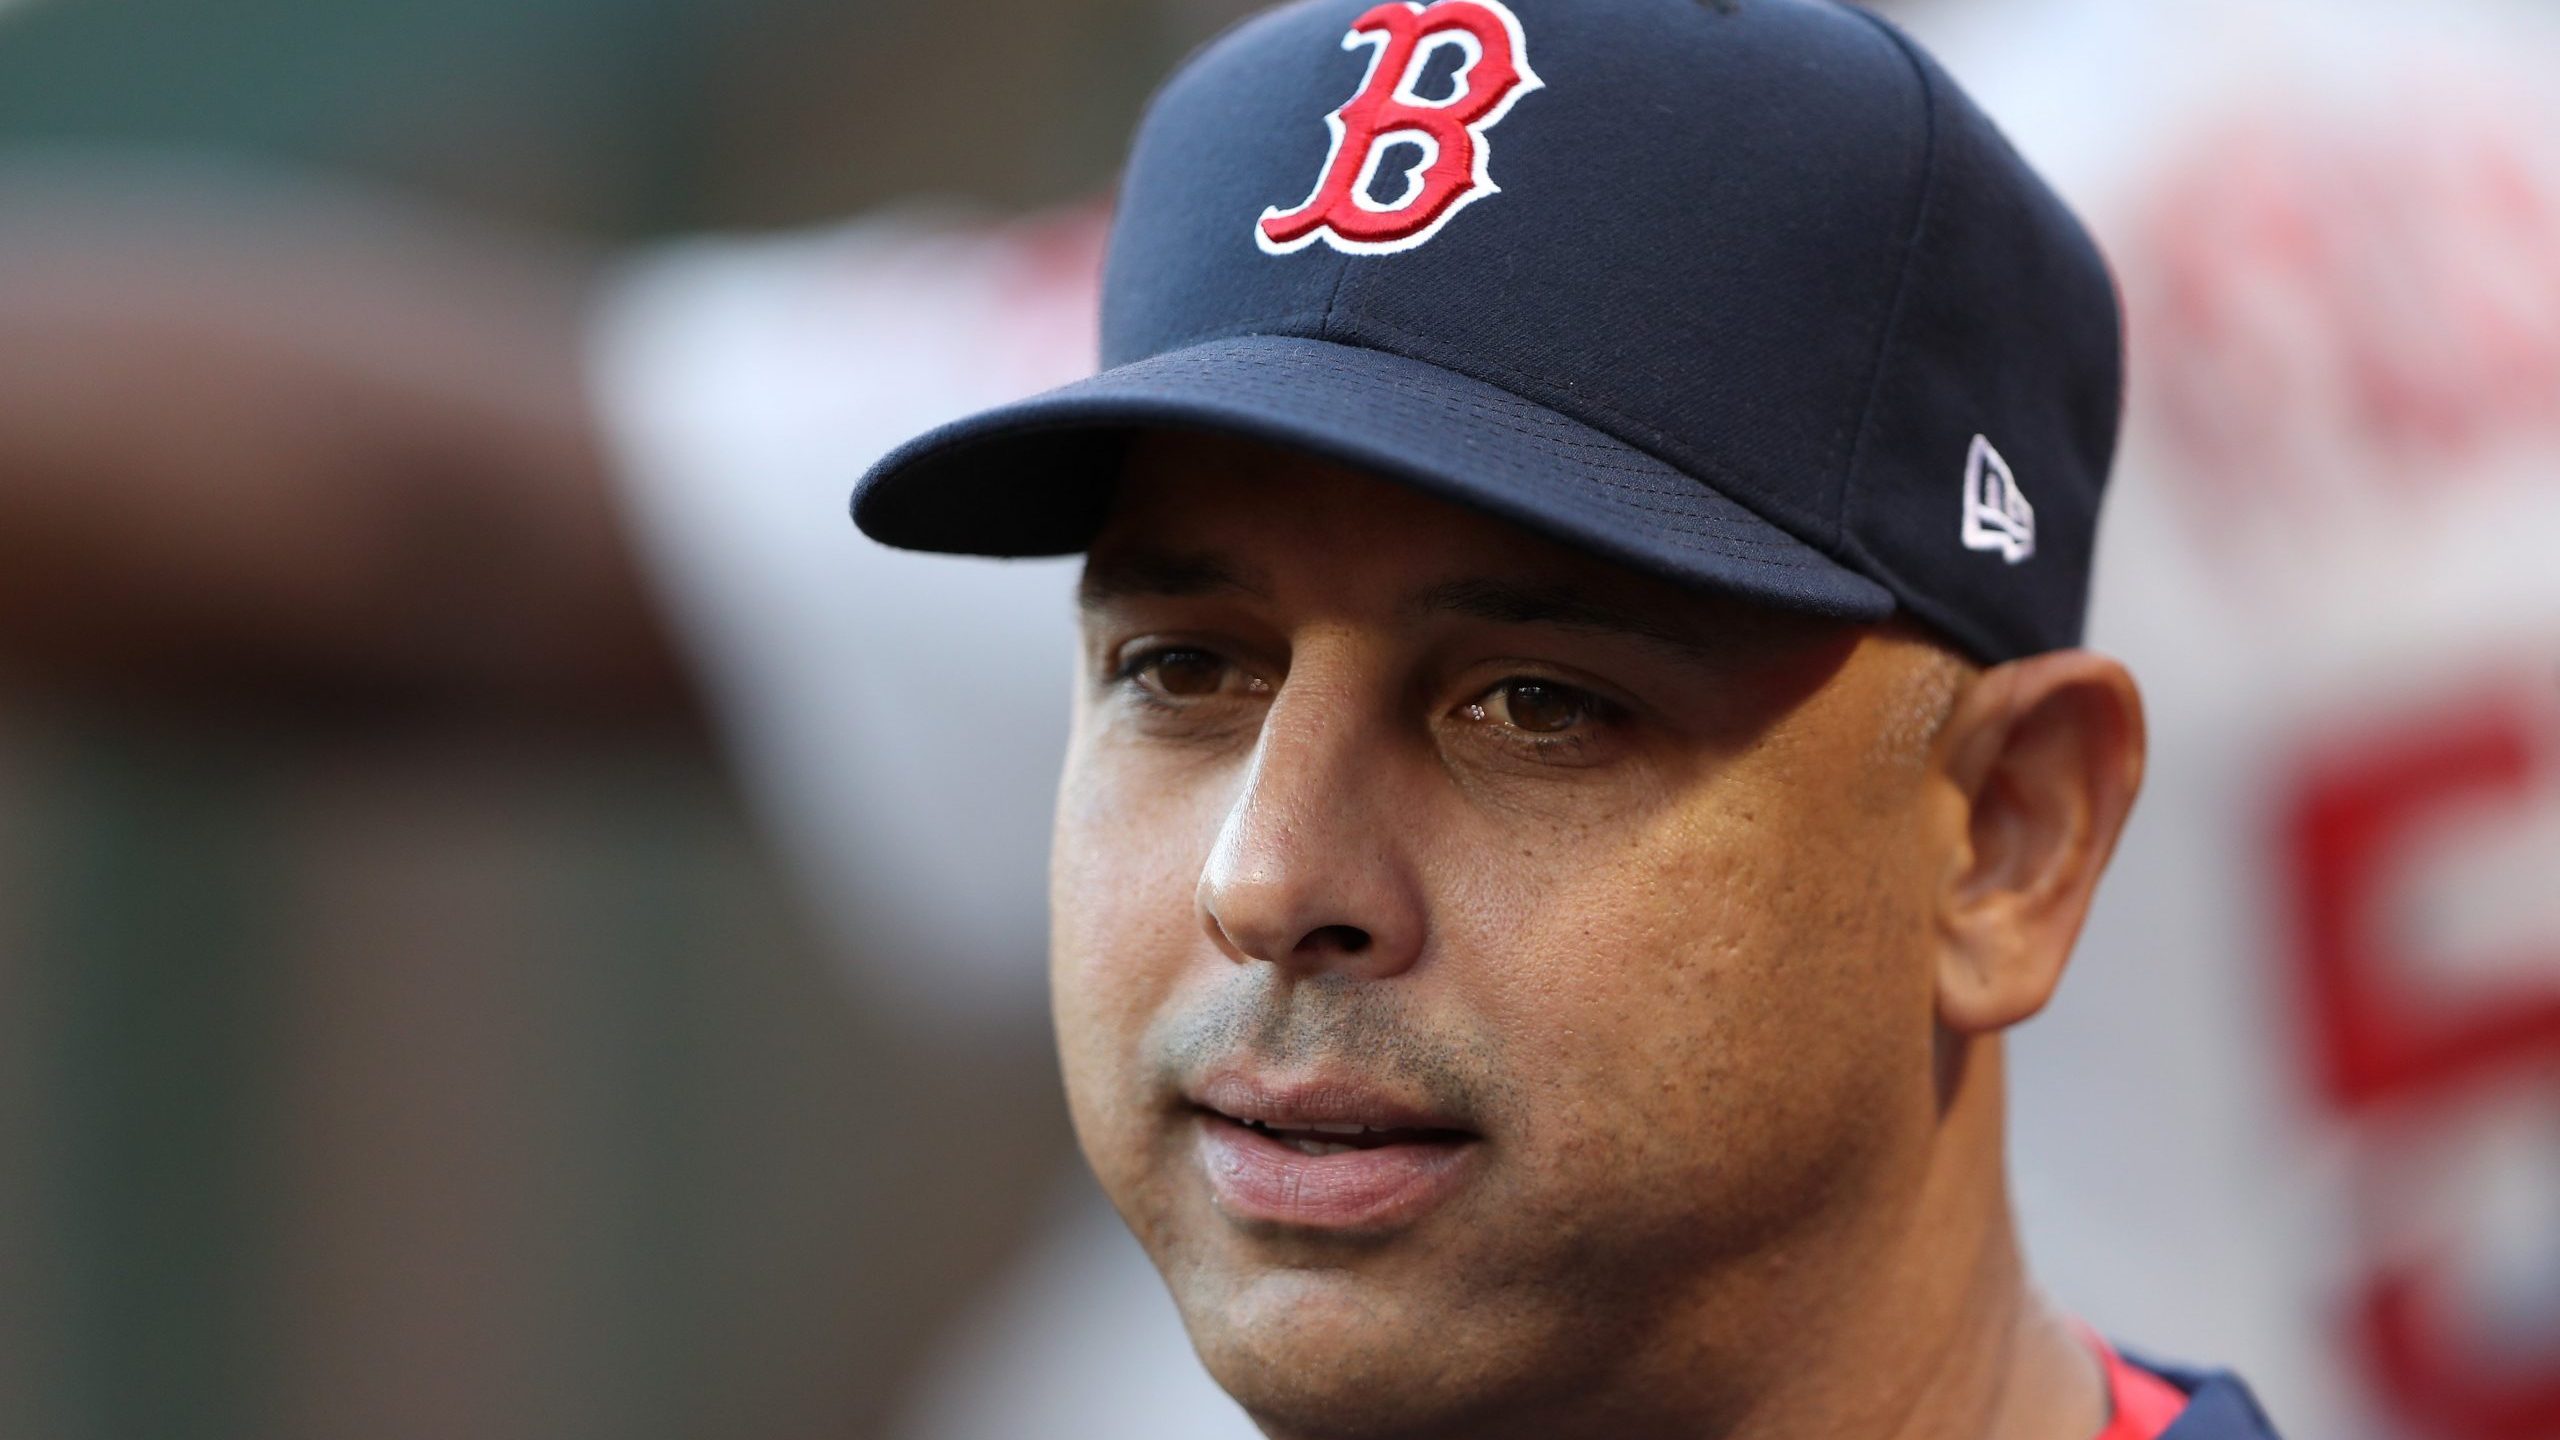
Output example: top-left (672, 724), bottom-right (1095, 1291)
top-left (0, 157), bottom-right (678, 714)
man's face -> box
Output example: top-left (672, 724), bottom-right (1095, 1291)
top-left (1053, 432), bottom-right (1965, 1437)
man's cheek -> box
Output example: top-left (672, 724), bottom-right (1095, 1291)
top-left (1048, 919), bottom-right (1175, 1245)
top-left (1050, 787), bottom-right (1218, 1124)
top-left (1053, 751), bottom-right (1200, 977)
top-left (1477, 839), bottom-right (1799, 1168)
top-left (1049, 861), bottom-right (1173, 1100)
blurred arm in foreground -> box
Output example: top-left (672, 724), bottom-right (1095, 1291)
top-left (0, 148), bottom-right (1106, 1020)
top-left (0, 155), bottom-right (685, 717)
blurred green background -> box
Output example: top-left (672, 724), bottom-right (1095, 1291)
top-left (0, 0), bottom-right (1183, 234)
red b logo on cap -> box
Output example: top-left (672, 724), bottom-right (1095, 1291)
top-left (1258, 0), bottom-right (1543, 257)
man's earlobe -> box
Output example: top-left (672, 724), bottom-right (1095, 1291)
top-left (1932, 650), bottom-right (2147, 1035)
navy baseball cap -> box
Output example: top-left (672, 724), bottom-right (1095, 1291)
top-left (851, 0), bottom-right (2122, 664)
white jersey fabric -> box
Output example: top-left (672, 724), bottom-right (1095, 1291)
top-left (588, 207), bottom-right (1259, 1436)
top-left (589, 2), bottom-right (2560, 1431)
top-left (592, 209), bottom-right (1099, 1029)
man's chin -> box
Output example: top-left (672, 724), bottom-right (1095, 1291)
top-left (1177, 1267), bottom-right (1529, 1440)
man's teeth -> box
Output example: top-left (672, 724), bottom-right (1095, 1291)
top-left (1240, 1117), bottom-right (1397, 1155)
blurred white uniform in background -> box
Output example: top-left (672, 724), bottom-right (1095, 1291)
top-left (592, 208), bottom-right (1258, 1436)
top-left (1952, 4), bottom-right (2560, 1439)
top-left (590, 1), bottom-right (2560, 1435)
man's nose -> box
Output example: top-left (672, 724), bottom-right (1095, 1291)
top-left (1195, 686), bottom-right (1428, 983)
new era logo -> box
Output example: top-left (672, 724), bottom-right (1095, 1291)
top-left (1961, 435), bottom-right (2035, 564)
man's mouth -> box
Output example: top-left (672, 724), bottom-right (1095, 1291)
top-left (1220, 1115), bottom-right (1473, 1158)
top-left (1185, 1075), bottom-right (1483, 1231)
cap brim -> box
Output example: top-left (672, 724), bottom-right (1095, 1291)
top-left (851, 333), bottom-right (1895, 623)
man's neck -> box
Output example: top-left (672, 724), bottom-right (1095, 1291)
top-left (1757, 1038), bottom-right (2105, 1440)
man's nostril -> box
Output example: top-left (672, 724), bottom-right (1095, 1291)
top-left (1304, 924), bottom-right (1372, 955)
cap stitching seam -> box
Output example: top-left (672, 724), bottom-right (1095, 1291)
top-left (1316, 251), bottom-right (1357, 342)
top-left (1834, 8), bottom-right (1944, 553)
top-left (1110, 306), bottom-right (1341, 363)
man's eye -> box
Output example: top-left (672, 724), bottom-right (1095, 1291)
top-left (1121, 646), bottom-right (1266, 702)
top-left (1466, 678), bottom-right (1610, 736)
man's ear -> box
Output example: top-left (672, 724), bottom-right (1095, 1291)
top-left (1931, 649), bottom-right (2146, 1035)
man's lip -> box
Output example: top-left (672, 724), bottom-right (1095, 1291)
top-left (1181, 1069), bottom-right (1485, 1229)
top-left (1190, 1110), bottom-right (1480, 1231)
top-left (1186, 1071), bottom-right (1477, 1137)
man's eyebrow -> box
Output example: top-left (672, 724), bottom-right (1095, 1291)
top-left (1078, 548), bottom-right (1272, 608)
top-left (1404, 577), bottom-right (1730, 666)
